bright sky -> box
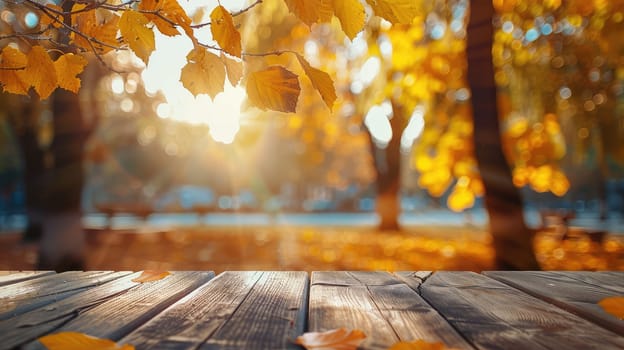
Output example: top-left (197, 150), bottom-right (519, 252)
top-left (142, 0), bottom-right (247, 144)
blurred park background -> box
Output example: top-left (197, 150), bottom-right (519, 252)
top-left (1, 0), bottom-right (623, 272)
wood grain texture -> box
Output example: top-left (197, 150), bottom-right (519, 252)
top-left (484, 271), bottom-right (624, 335)
top-left (0, 271), bottom-right (130, 321)
top-left (309, 271), bottom-right (471, 350)
top-left (420, 271), bottom-right (624, 350)
top-left (0, 271), bottom-right (142, 349)
top-left (120, 271), bottom-right (263, 349)
top-left (200, 271), bottom-right (308, 350)
top-left (0, 271), bottom-right (55, 287)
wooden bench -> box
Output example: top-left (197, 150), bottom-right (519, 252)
top-left (0, 270), bottom-right (623, 349)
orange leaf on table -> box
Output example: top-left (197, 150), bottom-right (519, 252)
top-left (0, 46), bottom-right (29, 95)
top-left (119, 10), bottom-right (155, 65)
top-left (295, 328), bottom-right (366, 350)
top-left (332, 0), bottom-right (365, 40)
top-left (38, 332), bottom-right (134, 350)
top-left (210, 6), bottom-right (242, 58)
top-left (284, 0), bottom-right (333, 27)
top-left (365, 0), bottom-right (420, 25)
top-left (17, 45), bottom-right (57, 99)
top-left (221, 53), bottom-right (243, 86)
top-left (180, 48), bottom-right (225, 99)
top-left (132, 270), bottom-right (171, 283)
top-left (246, 66), bottom-right (300, 113)
top-left (54, 53), bottom-right (88, 93)
top-left (388, 340), bottom-right (458, 350)
top-left (599, 296), bottom-right (624, 320)
top-left (296, 53), bottom-right (336, 110)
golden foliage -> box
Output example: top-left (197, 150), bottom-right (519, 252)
top-left (246, 66), bottom-right (301, 113)
top-left (365, 0), bottom-right (421, 24)
top-left (180, 48), bottom-right (225, 99)
top-left (221, 53), bottom-right (244, 86)
top-left (284, 0), bottom-right (333, 27)
top-left (119, 11), bottom-right (155, 65)
top-left (38, 332), bottom-right (134, 350)
top-left (295, 53), bottom-right (336, 110)
top-left (54, 54), bottom-right (88, 93)
top-left (18, 46), bottom-right (57, 99)
top-left (210, 6), bottom-right (242, 58)
top-left (0, 47), bottom-right (29, 95)
top-left (332, 0), bottom-right (367, 40)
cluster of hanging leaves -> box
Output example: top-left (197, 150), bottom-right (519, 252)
top-left (363, 2), bottom-right (484, 212)
top-left (493, 0), bottom-right (624, 192)
top-left (0, 0), bottom-right (420, 115)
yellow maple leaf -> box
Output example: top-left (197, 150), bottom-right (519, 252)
top-left (295, 328), bottom-right (366, 350)
top-left (38, 332), bottom-right (134, 350)
top-left (221, 53), bottom-right (243, 86)
top-left (71, 4), bottom-right (120, 54)
top-left (180, 48), bottom-right (225, 98)
top-left (139, 0), bottom-right (191, 39)
top-left (599, 296), bottom-right (624, 320)
top-left (119, 11), bottom-right (155, 65)
top-left (18, 45), bottom-right (57, 99)
top-left (332, 0), bottom-right (366, 40)
top-left (388, 340), bottom-right (458, 350)
top-left (210, 6), bottom-right (242, 58)
top-left (246, 66), bottom-right (300, 113)
top-left (54, 53), bottom-right (88, 93)
top-left (296, 53), bottom-right (336, 110)
top-left (284, 0), bottom-right (333, 26)
top-left (366, 0), bottom-right (420, 25)
top-left (0, 46), bottom-right (29, 95)
top-left (131, 270), bottom-right (171, 283)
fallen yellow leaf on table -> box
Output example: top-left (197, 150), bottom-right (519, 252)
top-left (598, 296), bottom-right (624, 319)
top-left (388, 339), bottom-right (458, 350)
top-left (295, 328), bottom-right (366, 349)
top-left (39, 332), bottom-right (134, 350)
top-left (131, 270), bottom-right (171, 283)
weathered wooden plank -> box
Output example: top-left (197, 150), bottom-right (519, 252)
top-left (119, 271), bottom-right (264, 349)
top-left (200, 271), bottom-right (308, 350)
top-left (0, 271), bottom-right (213, 349)
top-left (0, 271), bottom-right (55, 287)
top-left (419, 272), bottom-right (624, 350)
top-left (309, 271), bottom-right (472, 350)
top-left (0, 271), bottom-right (130, 321)
top-left (484, 271), bottom-right (624, 335)
top-left (394, 271), bottom-right (432, 292)
top-left (556, 271), bottom-right (624, 293)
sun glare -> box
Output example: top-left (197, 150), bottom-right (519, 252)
top-left (140, 0), bottom-right (247, 144)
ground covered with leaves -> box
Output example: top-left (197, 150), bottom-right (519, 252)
top-left (1, 225), bottom-right (623, 272)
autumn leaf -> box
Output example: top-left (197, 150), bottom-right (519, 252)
top-left (132, 270), bottom-right (171, 283)
top-left (210, 6), bottom-right (242, 58)
top-left (221, 53), bottom-right (243, 86)
top-left (18, 45), bottom-right (57, 99)
top-left (447, 186), bottom-right (475, 212)
top-left (140, 0), bottom-right (196, 45)
top-left (38, 332), bottom-right (134, 350)
top-left (246, 66), bottom-right (301, 113)
top-left (180, 48), bottom-right (225, 99)
top-left (296, 53), bottom-right (336, 110)
top-left (599, 296), bottom-right (624, 320)
top-left (0, 46), bottom-right (29, 95)
top-left (295, 328), bottom-right (366, 350)
top-left (119, 11), bottom-right (155, 65)
top-left (284, 0), bottom-right (333, 26)
top-left (332, 0), bottom-right (366, 40)
top-left (366, 0), bottom-right (420, 25)
top-left (71, 4), bottom-right (120, 54)
top-left (39, 4), bottom-right (64, 28)
top-left (388, 340), bottom-right (458, 350)
top-left (54, 53), bottom-right (88, 93)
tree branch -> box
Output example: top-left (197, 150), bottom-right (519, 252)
top-left (192, 0), bottom-right (263, 29)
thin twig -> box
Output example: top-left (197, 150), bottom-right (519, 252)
top-left (192, 0), bottom-right (263, 29)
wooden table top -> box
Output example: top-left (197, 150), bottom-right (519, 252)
top-left (0, 270), bottom-right (623, 349)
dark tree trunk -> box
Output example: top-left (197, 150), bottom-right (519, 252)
top-left (369, 102), bottom-right (405, 231)
top-left (466, 0), bottom-right (540, 269)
